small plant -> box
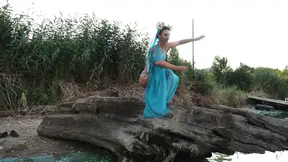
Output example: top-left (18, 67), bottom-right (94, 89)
top-left (212, 153), bottom-right (232, 162)
top-left (213, 86), bottom-right (247, 108)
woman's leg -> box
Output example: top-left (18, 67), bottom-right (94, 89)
top-left (165, 69), bottom-right (179, 103)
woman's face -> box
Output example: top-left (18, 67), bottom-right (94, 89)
top-left (158, 29), bottom-right (170, 43)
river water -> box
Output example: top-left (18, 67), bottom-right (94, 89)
top-left (208, 109), bottom-right (288, 162)
top-left (208, 151), bottom-right (288, 162)
top-left (2, 151), bottom-right (287, 162)
top-left (0, 152), bottom-right (115, 162)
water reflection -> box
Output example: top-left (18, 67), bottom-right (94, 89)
top-left (207, 108), bottom-right (288, 162)
top-left (208, 151), bottom-right (288, 162)
top-left (209, 153), bottom-right (232, 162)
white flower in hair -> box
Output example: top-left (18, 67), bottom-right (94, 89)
top-left (156, 22), bottom-right (172, 30)
top-left (156, 22), bottom-right (163, 30)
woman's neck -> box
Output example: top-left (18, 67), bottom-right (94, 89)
top-left (158, 42), bottom-right (167, 53)
top-left (158, 42), bottom-right (165, 48)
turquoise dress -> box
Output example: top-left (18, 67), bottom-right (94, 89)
top-left (143, 45), bottom-right (179, 118)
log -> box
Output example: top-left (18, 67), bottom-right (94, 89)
top-left (37, 95), bottom-right (288, 162)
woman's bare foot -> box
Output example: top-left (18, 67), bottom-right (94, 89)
top-left (164, 112), bottom-right (173, 119)
top-left (167, 103), bottom-right (174, 109)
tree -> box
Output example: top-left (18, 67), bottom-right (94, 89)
top-left (283, 65), bottom-right (288, 77)
top-left (167, 47), bottom-right (191, 83)
top-left (211, 56), bottom-right (232, 84)
top-left (226, 63), bottom-right (253, 91)
top-left (168, 47), bottom-right (181, 65)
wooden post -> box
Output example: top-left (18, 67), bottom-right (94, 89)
top-left (192, 19), bottom-right (195, 70)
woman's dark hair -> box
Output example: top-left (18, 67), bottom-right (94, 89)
top-left (158, 26), bottom-right (171, 36)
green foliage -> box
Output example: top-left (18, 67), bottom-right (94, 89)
top-left (211, 56), bottom-right (233, 84)
top-left (210, 56), bottom-right (288, 100)
top-left (0, 2), bottom-right (148, 109)
top-left (185, 69), bottom-right (216, 95)
top-left (0, 2), bottom-right (288, 110)
top-left (168, 48), bottom-right (215, 95)
top-left (251, 67), bottom-right (288, 98)
top-left (213, 86), bottom-right (247, 108)
top-left (168, 48), bottom-right (182, 65)
top-left (212, 153), bottom-right (232, 162)
top-left (167, 47), bottom-right (190, 83)
top-left (225, 63), bottom-right (254, 91)
top-left (282, 65), bottom-right (288, 77)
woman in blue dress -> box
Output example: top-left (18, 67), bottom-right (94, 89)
top-left (140, 22), bottom-right (205, 118)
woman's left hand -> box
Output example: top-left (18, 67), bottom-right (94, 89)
top-left (194, 35), bottom-right (205, 41)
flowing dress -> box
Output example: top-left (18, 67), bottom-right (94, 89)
top-left (143, 45), bottom-right (179, 118)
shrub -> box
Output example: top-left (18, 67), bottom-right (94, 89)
top-left (213, 86), bottom-right (247, 108)
top-left (184, 68), bottom-right (216, 95)
top-left (0, 3), bottom-right (149, 109)
top-left (251, 67), bottom-right (288, 99)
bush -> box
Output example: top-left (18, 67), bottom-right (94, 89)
top-left (167, 47), bottom-right (191, 83)
top-left (210, 56), bottom-right (288, 101)
top-left (213, 86), bottom-right (247, 108)
top-left (184, 68), bottom-right (216, 95)
top-left (225, 63), bottom-right (253, 91)
top-left (251, 67), bottom-right (288, 99)
top-left (1, 2), bottom-right (287, 110)
top-left (211, 56), bottom-right (233, 84)
top-left (0, 3), bottom-right (149, 109)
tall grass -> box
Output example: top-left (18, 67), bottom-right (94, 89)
top-left (0, 3), bottom-right (149, 110)
top-left (1, 2), bottom-right (286, 112)
top-left (213, 86), bottom-right (247, 108)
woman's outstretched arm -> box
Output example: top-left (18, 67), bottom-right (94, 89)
top-left (166, 35), bottom-right (205, 49)
top-left (155, 60), bottom-right (188, 72)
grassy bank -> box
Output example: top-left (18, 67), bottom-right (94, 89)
top-left (0, 3), bottom-right (288, 113)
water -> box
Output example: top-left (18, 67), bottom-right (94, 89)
top-left (0, 152), bottom-right (114, 162)
top-left (2, 151), bottom-right (287, 162)
top-left (208, 109), bottom-right (288, 162)
top-left (257, 109), bottom-right (288, 119)
top-left (208, 151), bottom-right (288, 162)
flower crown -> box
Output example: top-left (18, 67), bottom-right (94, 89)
top-left (156, 22), bottom-right (172, 32)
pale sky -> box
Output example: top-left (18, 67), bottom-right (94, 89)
top-left (4, 0), bottom-right (288, 70)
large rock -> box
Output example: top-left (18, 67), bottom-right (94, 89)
top-left (37, 93), bottom-right (288, 162)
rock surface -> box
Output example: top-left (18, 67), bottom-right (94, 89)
top-left (37, 91), bottom-right (288, 162)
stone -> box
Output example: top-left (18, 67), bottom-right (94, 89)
top-left (37, 93), bottom-right (288, 162)
top-left (11, 143), bottom-right (27, 151)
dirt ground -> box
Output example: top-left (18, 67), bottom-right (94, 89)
top-left (0, 116), bottom-right (111, 159)
top-left (0, 107), bottom-right (257, 159)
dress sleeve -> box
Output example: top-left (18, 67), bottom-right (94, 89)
top-left (152, 47), bottom-right (163, 64)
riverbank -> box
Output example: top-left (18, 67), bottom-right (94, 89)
top-left (0, 116), bottom-right (115, 161)
top-left (1, 106), bottom-right (288, 161)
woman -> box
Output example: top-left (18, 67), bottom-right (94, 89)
top-left (141, 22), bottom-right (205, 118)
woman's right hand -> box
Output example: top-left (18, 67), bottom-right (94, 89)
top-left (176, 66), bottom-right (189, 72)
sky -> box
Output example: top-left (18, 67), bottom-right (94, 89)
top-left (3, 0), bottom-right (288, 70)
